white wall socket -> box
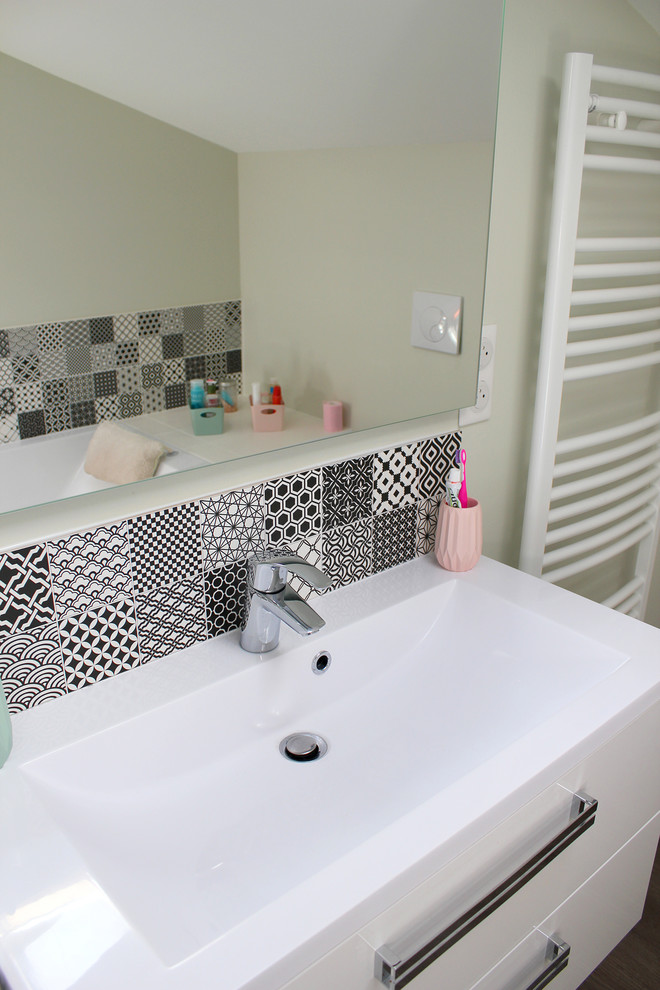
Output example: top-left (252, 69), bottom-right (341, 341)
top-left (459, 324), bottom-right (496, 426)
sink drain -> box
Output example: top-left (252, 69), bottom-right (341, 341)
top-left (280, 732), bottom-right (328, 762)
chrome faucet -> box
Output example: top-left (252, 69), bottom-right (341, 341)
top-left (240, 553), bottom-right (332, 653)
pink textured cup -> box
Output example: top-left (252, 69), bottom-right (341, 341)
top-left (434, 498), bottom-right (482, 571)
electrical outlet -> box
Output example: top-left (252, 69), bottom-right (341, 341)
top-left (459, 324), bottom-right (496, 426)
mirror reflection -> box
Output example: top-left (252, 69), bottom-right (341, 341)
top-left (0, 0), bottom-right (503, 516)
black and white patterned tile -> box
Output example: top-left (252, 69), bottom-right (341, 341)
top-left (162, 334), bottom-right (184, 361)
top-left (135, 575), bottom-right (207, 662)
top-left (0, 544), bottom-right (55, 636)
top-left (372, 504), bottom-right (417, 573)
top-left (89, 316), bottom-right (114, 345)
top-left (160, 307), bottom-right (184, 335)
top-left (416, 498), bottom-right (440, 556)
top-left (36, 322), bottom-right (65, 353)
top-left (141, 363), bottom-right (164, 390)
top-left (113, 312), bottom-right (139, 341)
top-left (7, 325), bottom-right (38, 356)
top-left (138, 311), bottom-right (161, 336)
top-left (119, 392), bottom-right (143, 418)
top-left (59, 599), bottom-right (140, 691)
top-left (203, 303), bottom-right (227, 353)
top-left (0, 358), bottom-right (13, 389)
top-left (47, 523), bottom-right (134, 618)
top-left (418, 432), bottom-right (462, 501)
top-left (0, 621), bottom-right (66, 713)
top-left (66, 346), bottom-right (92, 377)
top-left (200, 485), bottom-right (265, 569)
top-left (322, 455), bottom-right (373, 529)
top-left (0, 330), bottom-right (9, 359)
top-left (12, 353), bottom-right (40, 385)
top-left (39, 349), bottom-right (67, 381)
top-left (264, 469), bottom-right (322, 545)
top-left (0, 388), bottom-right (16, 417)
top-left (70, 400), bottom-right (97, 428)
top-left (323, 519), bottom-right (372, 589)
top-left (14, 381), bottom-right (43, 413)
top-left (0, 413), bottom-right (20, 443)
top-left (204, 561), bottom-right (249, 638)
top-left (62, 320), bottom-right (91, 349)
top-left (18, 410), bottom-right (46, 438)
top-left (373, 443), bottom-right (421, 514)
top-left (68, 374), bottom-right (94, 404)
top-left (139, 336), bottom-right (163, 365)
top-left (128, 502), bottom-right (201, 595)
top-left (45, 405), bottom-right (71, 434)
top-left (183, 306), bottom-right (206, 356)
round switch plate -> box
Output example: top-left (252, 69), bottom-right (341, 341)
top-left (411, 291), bottom-right (462, 354)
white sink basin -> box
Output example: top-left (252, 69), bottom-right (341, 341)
top-left (3, 555), bottom-right (660, 990)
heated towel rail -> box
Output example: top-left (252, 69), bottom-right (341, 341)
top-left (520, 52), bottom-right (660, 619)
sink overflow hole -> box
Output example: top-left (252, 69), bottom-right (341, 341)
top-left (280, 733), bottom-right (328, 762)
top-left (312, 650), bottom-right (332, 674)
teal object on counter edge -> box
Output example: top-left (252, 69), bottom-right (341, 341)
top-left (0, 679), bottom-right (12, 767)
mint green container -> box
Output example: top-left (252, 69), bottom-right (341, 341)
top-left (191, 406), bottom-right (224, 436)
top-left (0, 679), bottom-right (12, 768)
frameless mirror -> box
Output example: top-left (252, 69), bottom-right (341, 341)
top-left (0, 0), bottom-right (503, 518)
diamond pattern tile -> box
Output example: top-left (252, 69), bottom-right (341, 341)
top-left (113, 313), bottom-right (139, 341)
top-left (66, 346), bottom-right (92, 376)
top-left (0, 621), bottom-right (66, 713)
top-left (0, 358), bottom-right (13, 388)
top-left (373, 443), bottom-right (420, 514)
top-left (418, 432), bottom-right (462, 501)
top-left (36, 323), bottom-right (65, 352)
top-left (135, 575), bottom-right (207, 662)
top-left (160, 308), bottom-right (184, 334)
top-left (118, 392), bottom-right (143, 418)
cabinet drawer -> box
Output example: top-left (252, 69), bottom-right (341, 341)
top-left (280, 703), bottom-right (659, 990)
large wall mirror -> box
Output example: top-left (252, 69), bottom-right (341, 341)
top-left (0, 0), bottom-right (503, 520)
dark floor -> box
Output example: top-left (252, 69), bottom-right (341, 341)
top-left (578, 841), bottom-right (660, 989)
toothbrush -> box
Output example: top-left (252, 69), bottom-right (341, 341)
top-left (459, 448), bottom-right (468, 508)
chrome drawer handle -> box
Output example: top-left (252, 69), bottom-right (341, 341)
top-left (521, 935), bottom-right (571, 990)
top-left (374, 792), bottom-right (596, 989)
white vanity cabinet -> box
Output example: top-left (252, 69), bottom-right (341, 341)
top-left (281, 701), bottom-right (660, 990)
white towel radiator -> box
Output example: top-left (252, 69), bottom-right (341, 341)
top-left (520, 52), bottom-right (660, 619)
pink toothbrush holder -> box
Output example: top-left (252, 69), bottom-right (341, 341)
top-left (434, 498), bottom-right (482, 571)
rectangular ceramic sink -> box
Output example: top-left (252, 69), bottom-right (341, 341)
top-left (21, 570), bottom-right (628, 967)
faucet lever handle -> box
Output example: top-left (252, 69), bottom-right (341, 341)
top-left (248, 553), bottom-right (331, 593)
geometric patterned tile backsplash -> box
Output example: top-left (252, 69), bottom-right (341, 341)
top-left (0, 429), bottom-right (461, 714)
top-left (0, 300), bottom-right (242, 445)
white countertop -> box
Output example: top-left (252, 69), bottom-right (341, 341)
top-left (1, 555), bottom-right (659, 990)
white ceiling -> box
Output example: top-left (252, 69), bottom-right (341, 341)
top-left (0, 0), bottom-right (503, 152)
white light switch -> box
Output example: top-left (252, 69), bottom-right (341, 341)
top-left (410, 291), bottom-right (462, 354)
